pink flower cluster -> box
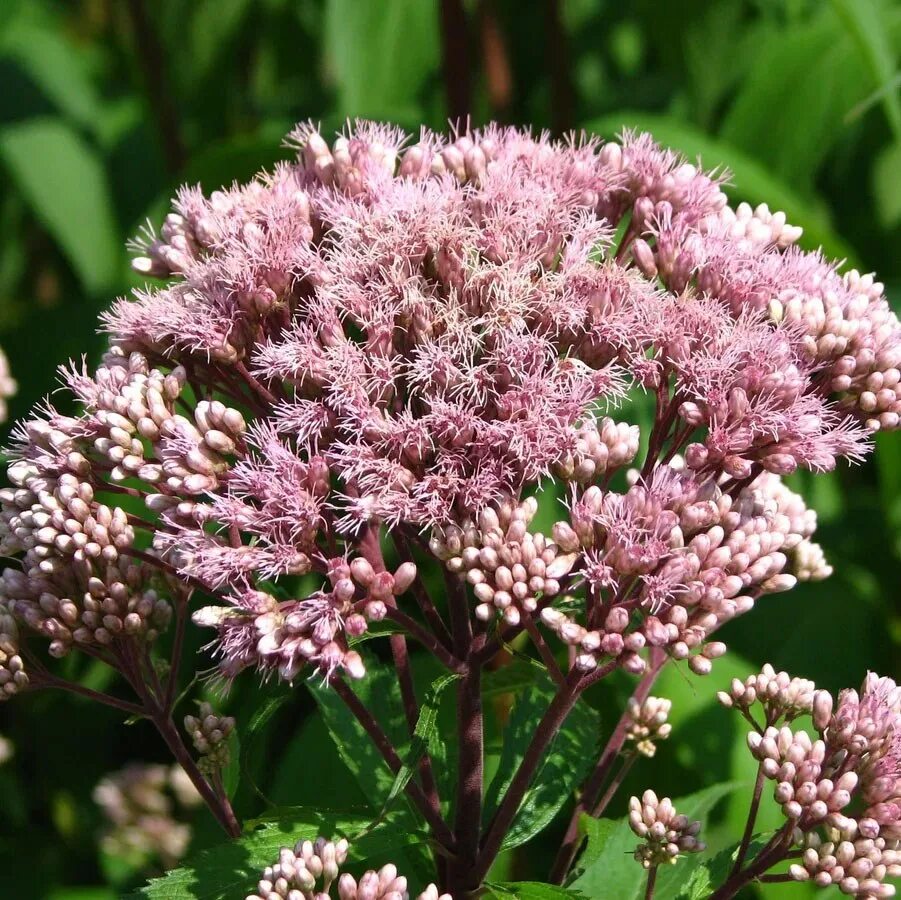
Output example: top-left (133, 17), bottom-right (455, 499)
top-left (725, 668), bottom-right (901, 898)
top-left (0, 120), bottom-right (896, 688)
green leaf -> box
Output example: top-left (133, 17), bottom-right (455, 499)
top-left (717, 8), bottom-right (898, 188)
top-left (678, 835), bottom-right (771, 900)
top-left (0, 14), bottom-right (103, 131)
top-left (830, 0), bottom-right (901, 140)
top-left (569, 815), bottom-right (618, 877)
top-left (483, 656), bottom-right (542, 697)
top-left (873, 141), bottom-right (901, 227)
top-left (486, 882), bottom-right (587, 899)
top-left (377, 672), bottom-right (459, 817)
top-left (0, 118), bottom-right (120, 294)
top-left (583, 112), bottom-right (859, 267)
top-left (484, 675), bottom-right (601, 851)
top-left (238, 689), bottom-right (292, 802)
top-left (569, 782), bottom-right (740, 899)
top-left (310, 664), bottom-right (409, 808)
top-left (323, 0), bottom-right (441, 120)
top-left (188, 0), bottom-right (254, 85)
top-left (131, 808), bottom-right (422, 900)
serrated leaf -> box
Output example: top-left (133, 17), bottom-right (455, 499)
top-left (677, 834), bottom-right (771, 900)
top-left (130, 809), bottom-right (423, 900)
top-left (584, 112), bottom-right (859, 267)
top-left (483, 656), bottom-right (542, 697)
top-left (567, 814), bottom-right (618, 879)
top-left (310, 663), bottom-right (409, 808)
top-left (486, 882), bottom-right (587, 899)
top-left (484, 675), bottom-right (601, 851)
top-left (569, 782), bottom-right (740, 899)
top-left (239, 689), bottom-right (292, 801)
top-left (0, 118), bottom-right (119, 293)
top-left (377, 672), bottom-right (459, 818)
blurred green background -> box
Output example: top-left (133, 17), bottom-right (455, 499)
top-left (0, 0), bottom-right (899, 898)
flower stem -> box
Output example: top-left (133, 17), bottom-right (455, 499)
top-left (37, 674), bottom-right (146, 718)
top-left (445, 568), bottom-right (484, 896)
top-left (549, 651), bottom-right (665, 884)
top-left (523, 614), bottom-right (565, 686)
top-left (474, 668), bottom-right (585, 886)
top-left (382, 606), bottom-right (468, 674)
top-left (644, 865), bottom-right (658, 900)
top-left (731, 760), bottom-right (766, 876)
top-left (331, 678), bottom-right (455, 850)
top-left (591, 752), bottom-right (637, 818)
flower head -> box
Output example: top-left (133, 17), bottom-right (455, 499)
top-left (0, 120), bottom-right (895, 689)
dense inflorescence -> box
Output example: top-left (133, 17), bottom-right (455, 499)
top-left (723, 668), bottom-right (901, 899)
top-left (0, 119), bottom-right (897, 693)
top-left (245, 837), bottom-right (451, 900)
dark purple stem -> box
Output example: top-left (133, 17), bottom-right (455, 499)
top-left (331, 678), bottom-right (456, 850)
top-left (382, 605), bottom-right (468, 674)
top-left (445, 569), bottom-right (484, 896)
top-left (709, 824), bottom-right (794, 900)
top-left (550, 651), bottom-right (666, 884)
top-left (731, 760), bottom-right (766, 876)
top-left (439, 0), bottom-right (472, 127)
top-left (393, 531), bottom-right (453, 648)
top-left (644, 865), bottom-right (658, 900)
top-left (473, 668), bottom-right (585, 886)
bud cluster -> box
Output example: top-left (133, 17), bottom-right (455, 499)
top-left (185, 702), bottom-right (235, 772)
top-left (552, 417), bottom-right (640, 483)
top-left (193, 558), bottom-right (417, 683)
top-left (717, 663), bottom-right (816, 724)
top-left (540, 467), bottom-right (818, 676)
top-left (628, 789), bottom-right (705, 868)
top-left (0, 609), bottom-right (27, 699)
top-left (246, 836), bottom-right (451, 900)
top-left (624, 696), bottom-right (673, 757)
top-left (430, 498), bottom-right (577, 626)
top-left (791, 827), bottom-right (901, 898)
top-left (725, 668), bottom-right (901, 898)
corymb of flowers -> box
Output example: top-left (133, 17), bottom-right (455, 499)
top-left (0, 120), bottom-right (898, 896)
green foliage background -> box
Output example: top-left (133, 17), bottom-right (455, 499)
top-left (0, 1), bottom-right (898, 898)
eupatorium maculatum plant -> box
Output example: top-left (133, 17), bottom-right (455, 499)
top-left (1, 121), bottom-right (899, 899)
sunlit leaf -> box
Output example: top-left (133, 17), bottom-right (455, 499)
top-left (0, 118), bottom-right (119, 293)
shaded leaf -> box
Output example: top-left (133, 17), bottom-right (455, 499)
top-left (310, 664), bottom-right (409, 808)
top-left (718, 8), bottom-right (893, 187)
top-left (0, 13), bottom-right (103, 130)
top-left (486, 882), bottom-right (587, 899)
top-left (830, 0), bottom-right (901, 139)
top-left (188, 0), bottom-right (255, 86)
top-left (873, 140), bottom-right (901, 227)
top-left (377, 672), bottom-right (459, 817)
top-left (484, 675), bottom-right (601, 851)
